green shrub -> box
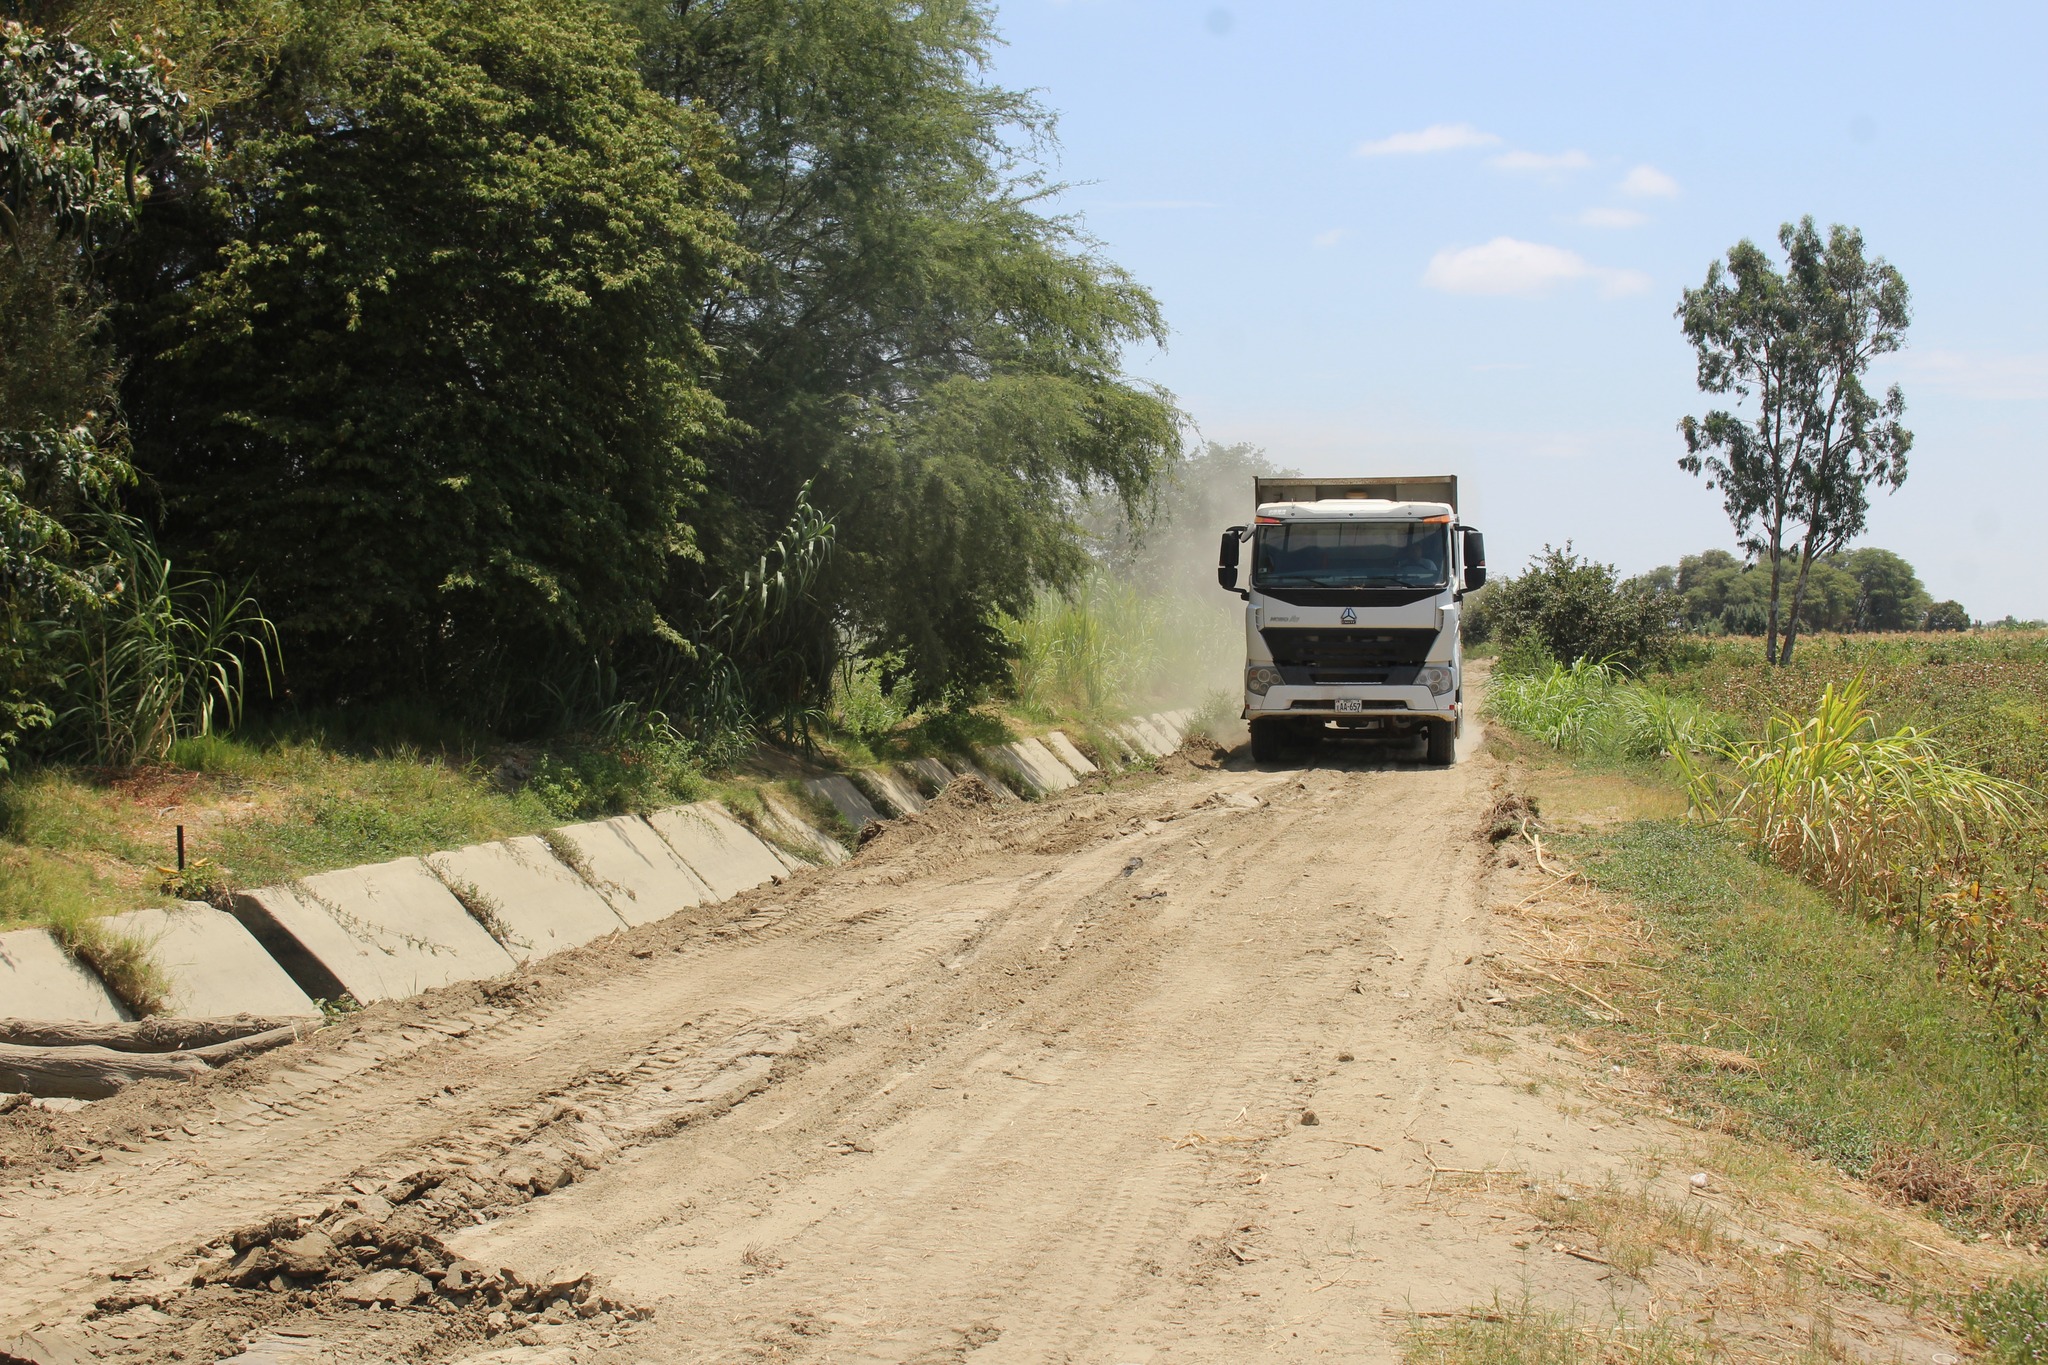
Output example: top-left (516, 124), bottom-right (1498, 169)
top-left (1965, 1277), bottom-right (2048, 1363)
top-left (1482, 544), bottom-right (1674, 670)
top-left (833, 654), bottom-right (920, 744)
top-left (527, 718), bottom-right (709, 820)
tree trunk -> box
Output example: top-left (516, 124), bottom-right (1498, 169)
top-left (0, 1016), bottom-right (311, 1052)
top-left (0, 1025), bottom-right (310, 1100)
top-left (1780, 539), bottom-right (1820, 666)
top-left (1763, 515), bottom-right (1787, 665)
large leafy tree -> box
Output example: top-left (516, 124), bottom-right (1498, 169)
top-left (619, 0), bottom-right (1181, 696)
top-left (1676, 217), bottom-right (1912, 666)
top-left (118, 0), bottom-right (738, 716)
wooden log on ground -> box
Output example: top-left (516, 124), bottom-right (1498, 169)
top-left (0, 1016), bottom-right (308, 1053)
top-left (0, 1024), bottom-right (313, 1100)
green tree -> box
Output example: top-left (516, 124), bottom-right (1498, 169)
top-left (619, 0), bottom-right (1181, 697)
top-left (1840, 547), bottom-right (1929, 631)
top-left (1677, 217), bottom-right (1913, 666)
top-left (1485, 544), bottom-right (1673, 670)
top-left (1925, 600), bottom-right (1970, 632)
top-left (120, 0), bottom-right (737, 718)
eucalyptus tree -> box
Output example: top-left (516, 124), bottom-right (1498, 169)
top-left (1676, 217), bottom-right (1912, 664)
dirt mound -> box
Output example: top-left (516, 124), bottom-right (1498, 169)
top-left (854, 774), bottom-right (1008, 853)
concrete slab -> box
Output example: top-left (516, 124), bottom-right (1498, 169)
top-left (647, 802), bottom-right (787, 901)
top-left (0, 927), bottom-right (132, 1022)
top-left (974, 745), bottom-right (1041, 796)
top-left (551, 816), bottom-right (717, 926)
top-left (1015, 736), bottom-right (1081, 789)
top-left (1020, 738), bottom-right (1080, 790)
top-left (426, 837), bottom-right (629, 962)
top-left (978, 741), bottom-right (1075, 796)
top-left (1107, 722), bottom-right (1159, 759)
top-left (760, 793), bottom-right (850, 866)
top-left (1148, 712), bottom-right (1185, 747)
top-left (803, 776), bottom-right (884, 834)
top-left (233, 858), bottom-right (517, 1006)
top-left (1132, 717), bottom-right (1175, 754)
top-left (902, 757), bottom-right (956, 797)
top-left (1043, 731), bottom-right (1098, 776)
top-left (859, 767), bottom-right (926, 817)
top-left (101, 903), bottom-right (318, 1018)
top-left (1099, 727), bottom-right (1142, 763)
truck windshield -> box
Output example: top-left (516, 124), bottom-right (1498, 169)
top-left (1253, 521), bottom-right (1448, 588)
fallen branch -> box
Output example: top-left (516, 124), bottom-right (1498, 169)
top-left (0, 1016), bottom-right (311, 1053)
top-left (0, 1025), bottom-right (312, 1100)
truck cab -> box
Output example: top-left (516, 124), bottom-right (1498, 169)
top-left (1217, 476), bottom-right (1485, 765)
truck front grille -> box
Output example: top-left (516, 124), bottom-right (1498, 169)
top-left (1260, 627), bottom-right (1437, 673)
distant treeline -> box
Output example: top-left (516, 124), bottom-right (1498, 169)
top-left (0, 0), bottom-right (1179, 768)
top-left (1628, 548), bottom-right (1982, 636)
top-left (1466, 543), bottom-right (2032, 678)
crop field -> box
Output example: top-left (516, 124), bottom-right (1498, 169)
top-left (1667, 631), bottom-right (2048, 794)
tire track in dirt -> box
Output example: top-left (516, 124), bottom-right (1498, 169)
top-left (1, 747), bottom-right (1503, 1363)
top-left (430, 756), bottom-right (1488, 1364)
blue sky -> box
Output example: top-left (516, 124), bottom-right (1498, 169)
top-left (986, 1), bottom-right (2048, 619)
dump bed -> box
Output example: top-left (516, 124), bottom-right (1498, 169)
top-left (1254, 475), bottom-right (1457, 512)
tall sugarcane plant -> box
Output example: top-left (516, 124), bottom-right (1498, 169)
top-left (50, 518), bottom-right (280, 765)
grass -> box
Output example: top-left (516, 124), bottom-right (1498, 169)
top-left (1402, 1297), bottom-right (1838, 1364)
top-left (46, 899), bottom-right (171, 1015)
top-left (1965, 1276), bottom-right (2048, 1363)
top-left (0, 731), bottom-right (572, 934)
top-left (1488, 722), bottom-right (2048, 1238)
top-left (1571, 819), bottom-right (2048, 1206)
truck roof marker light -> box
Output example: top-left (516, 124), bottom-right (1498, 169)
top-left (1255, 515), bottom-right (1284, 525)
top-left (1420, 514), bottom-right (1453, 524)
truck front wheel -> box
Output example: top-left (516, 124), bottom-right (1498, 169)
top-left (1249, 718), bottom-right (1287, 765)
top-left (1423, 719), bottom-right (1456, 766)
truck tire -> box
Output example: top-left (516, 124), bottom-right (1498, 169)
top-left (1423, 719), bottom-right (1456, 766)
top-left (1249, 718), bottom-right (1287, 765)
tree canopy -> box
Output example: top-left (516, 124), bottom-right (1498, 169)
top-left (1676, 217), bottom-right (1912, 666)
top-left (117, 0), bottom-right (737, 715)
top-left (0, 0), bottom-right (1181, 765)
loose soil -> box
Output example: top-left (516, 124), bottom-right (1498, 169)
top-left (0, 727), bottom-right (2018, 1362)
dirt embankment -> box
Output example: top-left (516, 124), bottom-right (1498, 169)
top-left (0, 733), bottom-right (2000, 1363)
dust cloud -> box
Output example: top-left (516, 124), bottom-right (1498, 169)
top-left (1087, 441), bottom-right (1294, 740)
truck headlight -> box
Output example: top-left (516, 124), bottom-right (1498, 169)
top-left (1245, 665), bottom-right (1281, 696)
top-left (1415, 665), bottom-right (1455, 696)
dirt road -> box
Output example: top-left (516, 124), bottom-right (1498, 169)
top-left (0, 732), bottom-right (1707, 1362)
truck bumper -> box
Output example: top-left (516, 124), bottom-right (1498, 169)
top-left (1244, 684), bottom-right (1457, 726)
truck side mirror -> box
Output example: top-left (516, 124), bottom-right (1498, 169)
top-left (1461, 529), bottom-right (1487, 591)
top-left (1217, 527), bottom-right (1245, 592)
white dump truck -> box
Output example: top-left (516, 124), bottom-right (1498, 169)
top-left (1216, 475), bottom-right (1486, 765)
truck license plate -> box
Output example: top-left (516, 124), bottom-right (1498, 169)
top-left (1335, 699), bottom-right (1363, 713)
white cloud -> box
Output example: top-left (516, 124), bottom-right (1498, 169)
top-left (1618, 164), bottom-right (1680, 198)
top-left (1891, 350), bottom-right (2048, 401)
top-left (1354, 122), bottom-right (1500, 157)
top-left (1577, 206), bottom-right (1649, 229)
top-left (1489, 149), bottom-right (1592, 174)
top-left (1312, 228), bottom-right (1346, 248)
top-left (1422, 237), bottom-right (1650, 298)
